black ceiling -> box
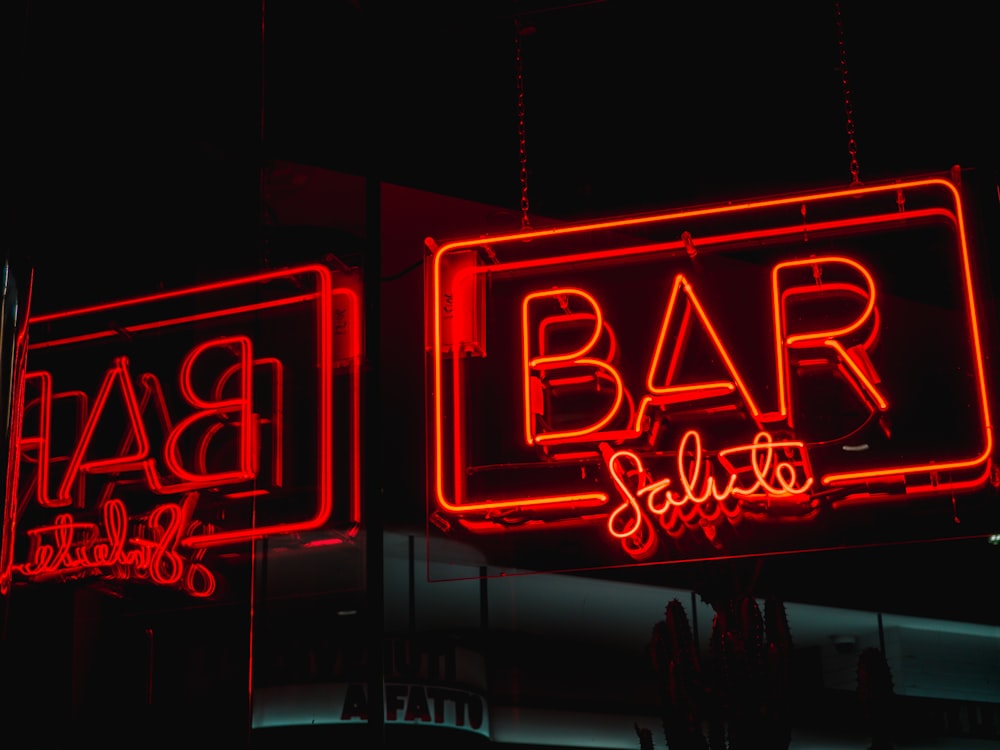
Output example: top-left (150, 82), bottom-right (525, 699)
top-left (9, 2), bottom-right (998, 252)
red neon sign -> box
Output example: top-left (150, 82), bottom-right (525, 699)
top-left (427, 177), bottom-right (995, 574)
top-left (1, 264), bottom-right (362, 596)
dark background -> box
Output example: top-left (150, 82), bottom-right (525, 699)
top-left (7, 2), bottom-right (998, 291)
top-left (5, 0), bottom-right (999, 622)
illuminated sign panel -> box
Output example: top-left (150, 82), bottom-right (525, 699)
top-left (253, 635), bottom-right (490, 736)
top-left (0, 264), bottom-right (362, 597)
top-left (427, 178), bottom-right (996, 576)
top-left (254, 682), bottom-right (490, 737)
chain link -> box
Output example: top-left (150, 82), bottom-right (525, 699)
top-left (515, 17), bottom-right (531, 230)
top-left (835, 2), bottom-right (861, 186)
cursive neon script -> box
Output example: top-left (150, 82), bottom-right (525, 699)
top-left (603, 430), bottom-right (815, 541)
top-left (15, 498), bottom-right (216, 597)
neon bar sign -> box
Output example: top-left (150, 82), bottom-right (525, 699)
top-left (427, 177), bottom-right (995, 573)
top-left (0, 264), bottom-right (362, 596)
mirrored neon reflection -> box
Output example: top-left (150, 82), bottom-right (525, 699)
top-left (6, 265), bottom-right (362, 595)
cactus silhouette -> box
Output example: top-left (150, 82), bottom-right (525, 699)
top-left (763, 596), bottom-right (794, 749)
top-left (650, 599), bottom-right (708, 750)
top-left (713, 596), bottom-right (767, 749)
top-left (645, 593), bottom-right (793, 750)
top-left (635, 722), bottom-right (655, 750)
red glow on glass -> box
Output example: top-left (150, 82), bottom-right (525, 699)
top-left (15, 497), bottom-right (216, 597)
top-left (603, 430), bottom-right (814, 555)
top-left (427, 177), bottom-right (995, 565)
top-left (162, 336), bottom-right (256, 487)
top-left (642, 273), bottom-right (763, 424)
top-left (302, 537), bottom-right (345, 548)
top-left (772, 257), bottom-right (887, 424)
top-left (55, 357), bottom-right (151, 506)
top-left (2, 264), bottom-right (362, 595)
top-left (521, 288), bottom-right (625, 446)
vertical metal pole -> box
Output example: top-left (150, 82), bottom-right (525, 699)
top-left (408, 535), bottom-right (416, 636)
top-left (690, 590), bottom-right (699, 654)
top-left (145, 627), bottom-right (155, 706)
top-left (363, 5), bottom-right (384, 747)
top-left (480, 566), bottom-right (490, 725)
top-left (0, 260), bottom-right (30, 598)
top-left (480, 566), bottom-right (489, 632)
top-left (364, 189), bottom-right (386, 739)
top-left (365, 189), bottom-right (385, 746)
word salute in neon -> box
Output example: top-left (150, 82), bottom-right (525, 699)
top-left (427, 178), bottom-right (994, 563)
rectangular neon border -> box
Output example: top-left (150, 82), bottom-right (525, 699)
top-left (11, 263), bottom-right (360, 551)
top-left (429, 178), bottom-right (994, 517)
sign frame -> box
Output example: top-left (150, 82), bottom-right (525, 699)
top-left (1, 263), bottom-right (363, 596)
top-left (426, 176), bottom-right (996, 576)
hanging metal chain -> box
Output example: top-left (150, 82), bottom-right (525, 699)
top-left (835, 1), bottom-right (861, 186)
top-left (515, 17), bottom-right (531, 231)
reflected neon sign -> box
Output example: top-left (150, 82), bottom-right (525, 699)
top-left (1, 264), bottom-right (362, 596)
top-left (19, 497), bottom-right (216, 597)
top-left (427, 177), bottom-right (995, 569)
